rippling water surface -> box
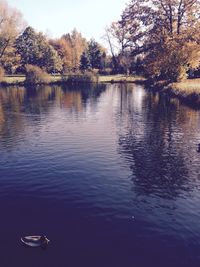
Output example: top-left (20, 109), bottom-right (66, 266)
top-left (0, 83), bottom-right (200, 267)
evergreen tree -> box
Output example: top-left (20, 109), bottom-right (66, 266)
top-left (15, 27), bottom-right (62, 73)
top-left (88, 39), bottom-right (102, 69)
top-left (80, 51), bottom-right (90, 71)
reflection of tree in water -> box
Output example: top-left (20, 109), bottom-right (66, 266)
top-left (61, 83), bottom-right (106, 107)
top-left (0, 87), bottom-right (26, 148)
top-left (117, 84), bottom-right (191, 200)
top-left (0, 83), bottom-right (106, 148)
top-left (23, 83), bottom-right (106, 114)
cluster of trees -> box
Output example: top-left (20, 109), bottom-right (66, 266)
top-left (0, 1), bottom-right (109, 75)
top-left (0, 0), bottom-right (24, 74)
top-left (106, 0), bottom-right (200, 82)
top-left (1, 0), bottom-right (200, 82)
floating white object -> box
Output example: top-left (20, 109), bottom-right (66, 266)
top-left (21, 235), bottom-right (50, 247)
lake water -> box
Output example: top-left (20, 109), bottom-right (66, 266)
top-left (0, 83), bottom-right (200, 267)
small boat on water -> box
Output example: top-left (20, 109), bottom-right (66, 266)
top-left (21, 235), bottom-right (50, 248)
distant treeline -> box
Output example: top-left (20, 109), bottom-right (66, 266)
top-left (1, 0), bottom-right (200, 83)
top-left (0, 1), bottom-right (113, 77)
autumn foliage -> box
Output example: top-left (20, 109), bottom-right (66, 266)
top-left (1, 0), bottom-right (200, 83)
top-left (106, 0), bottom-right (200, 81)
top-left (25, 65), bottom-right (51, 85)
top-left (0, 66), bottom-right (5, 82)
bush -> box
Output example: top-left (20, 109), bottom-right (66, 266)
top-left (0, 66), bottom-right (5, 82)
top-left (63, 72), bottom-right (98, 83)
top-left (98, 68), bottom-right (112, 75)
top-left (25, 65), bottom-right (51, 85)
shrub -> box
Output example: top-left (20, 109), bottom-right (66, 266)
top-left (25, 65), bottom-right (51, 85)
top-left (98, 68), bottom-right (112, 75)
top-left (63, 72), bottom-right (98, 83)
top-left (0, 66), bottom-right (5, 82)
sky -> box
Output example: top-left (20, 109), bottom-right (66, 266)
top-left (7, 0), bottom-right (128, 43)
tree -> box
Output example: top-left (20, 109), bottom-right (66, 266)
top-left (62, 29), bottom-right (87, 72)
top-left (104, 27), bottom-right (119, 72)
top-left (80, 51), bottom-right (90, 71)
top-left (105, 21), bottom-right (134, 74)
top-left (0, 0), bottom-right (25, 69)
top-left (145, 37), bottom-right (200, 81)
top-left (15, 27), bottom-right (62, 73)
top-left (49, 37), bottom-right (73, 73)
top-left (87, 39), bottom-right (104, 70)
top-left (107, 22), bottom-right (131, 54)
top-left (117, 0), bottom-right (200, 81)
top-left (0, 45), bottom-right (21, 74)
top-left (43, 44), bottom-right (63, 73)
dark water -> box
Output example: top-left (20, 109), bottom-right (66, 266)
top-left (0, 83), bottom-right (200, 267)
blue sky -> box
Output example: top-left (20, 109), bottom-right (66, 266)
top-left (7, 0), bottom-right (128, 43)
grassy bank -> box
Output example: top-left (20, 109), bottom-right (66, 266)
top-left (0, 74), bottom-right (96, 86)
top-left (165, 79), bottom-right (200, 107)
top-left (98, 75), bottom-right (146, 83)
top-left (0, 74), bottom-right (146, 86)
top-left (2, 75), bottom-right (200, 107)
top-left (1, 75), bottom-right (25, 85)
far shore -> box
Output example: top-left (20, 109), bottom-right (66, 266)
top-left (0, 74), bottom-right (146, 86)
top-left (1, 74), bottom-right (200, 108)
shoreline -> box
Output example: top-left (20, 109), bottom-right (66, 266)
top-left (0, 74), bottom-right (146, 87)
top-left (165, 80), bottom-right (200, 107)
top-left (145, 79), bottom-right (200, 108)
top-left (1, 75), bottom-right (200, 108)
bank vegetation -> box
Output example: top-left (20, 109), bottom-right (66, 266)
top-left (0, 0), bottom-right (200, 106)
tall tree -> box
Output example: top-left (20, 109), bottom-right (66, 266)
top-left (0, 0), bottom-right (25, 67)
top-left (120, 0), bottom-right (200, 52)
top-left (62, 29), bottom-right (87, 72)
top-left (0, 45), bottom-right (21, 73)
top-left (117, 0), bottom-right (200, 81)
top-left (80, 51), bottom-right (90, 71)
top-left (50, 38), bottom-right (73, 73)
top-left (15, 27), bottom-right (62, 73)
top-left (87, 39), bottom-right (104, 69)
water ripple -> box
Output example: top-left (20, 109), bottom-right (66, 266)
top-left (0, 84), bottom-right (200, 267)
